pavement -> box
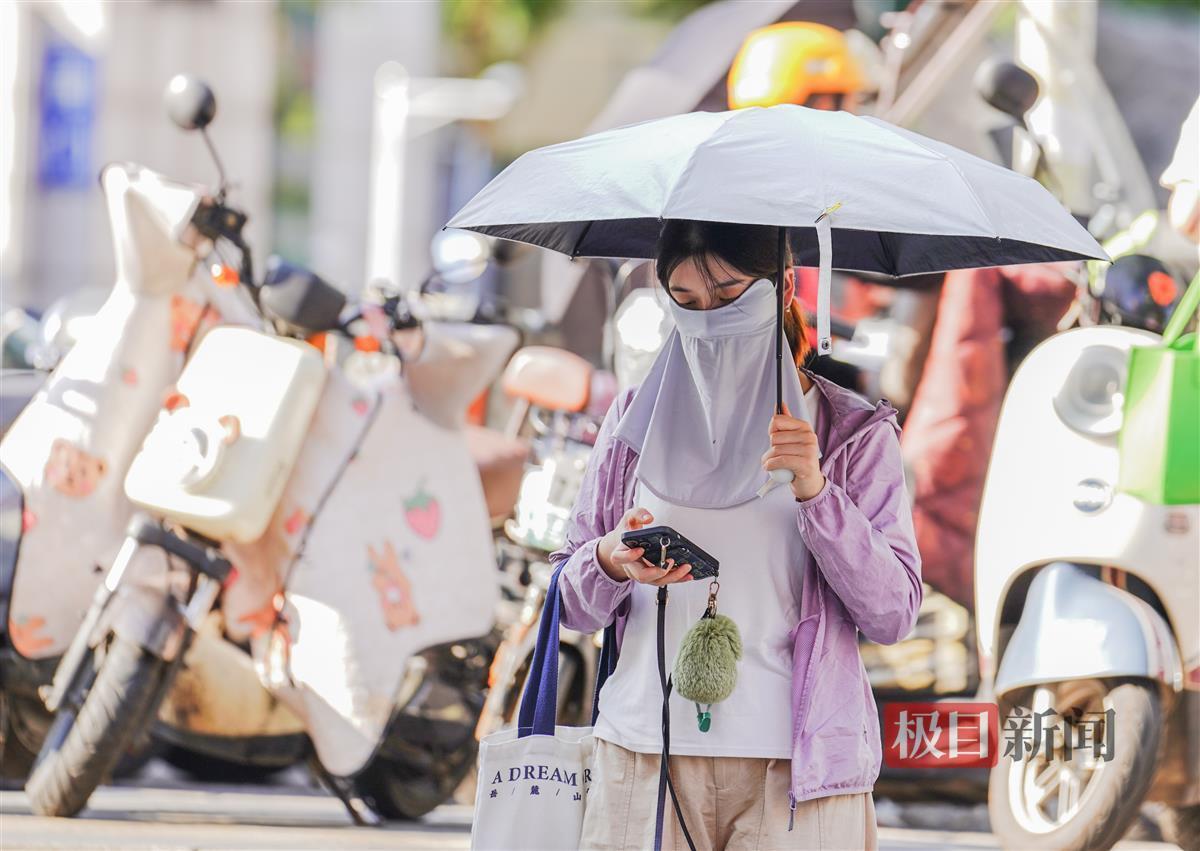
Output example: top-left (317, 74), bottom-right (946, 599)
top-left (0, 777), bottom-right (1181, 851)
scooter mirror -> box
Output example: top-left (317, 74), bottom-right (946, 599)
top-left (164, 74), bottom-right (217, 131)
top-left (974, 60), bottom-right (1040, 125)
top-left (430, 229), bottom-right (491, 287)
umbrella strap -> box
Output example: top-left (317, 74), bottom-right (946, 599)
top-left (815, 215), bottom-right (833, 357)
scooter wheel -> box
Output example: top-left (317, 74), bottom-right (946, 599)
top-left (25, 636), bottom-right (171, 818)
top-left (988, 677), bottom-right (1161, 851)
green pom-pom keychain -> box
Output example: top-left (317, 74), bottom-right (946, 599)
top-left (673, 581), bottom-right (742, 732)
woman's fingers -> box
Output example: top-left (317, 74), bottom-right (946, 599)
top-left (622, 559), bottom-right (692, 586)
top-left (612, 545), bottom-right (644, 564)
top-left (770, 412), bottom-right (811, 433)
top-left (621, 507), bottom-right (654, 531)
top-left (649, 562), bottom-right (693, 586)
top-left (763, 454), bottom-right (819, 479)
top-left (761, 445), bottom-right (817, 464)
top-left (767, 430), bottom-right (817, 446)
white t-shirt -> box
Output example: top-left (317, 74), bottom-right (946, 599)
top-left (594, 383), bottom-right (822, 758)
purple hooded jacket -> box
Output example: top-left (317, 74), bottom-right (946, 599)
top-left (549, 369), bottom-right (923, 805)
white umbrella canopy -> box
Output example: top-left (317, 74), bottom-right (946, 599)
top-left (449, 105), bottom-right (1105, 274)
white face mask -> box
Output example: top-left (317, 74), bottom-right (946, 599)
top-left (613, 280), bottom-right (815, 509)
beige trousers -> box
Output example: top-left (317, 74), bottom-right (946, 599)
top-left (581, 740), bottom-right (878, 851)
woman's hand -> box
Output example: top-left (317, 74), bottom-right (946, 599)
top-left (763, 402), bottom-right (826, 501)
top-left (596, 507), bottom-right (694, 586)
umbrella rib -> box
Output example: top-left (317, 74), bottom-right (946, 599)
top-left (661, 112), bottom-right (738, 218)
top-left (861, 117), bottom-right (1000, 240)
top-left (571, 220), bottom-right (595, 258)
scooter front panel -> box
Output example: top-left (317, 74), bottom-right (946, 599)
top-left (0, 288), bottom-right (189, 658)
top-left (239, 366), bottom-right (497, 776)
top-left (975, 326), bottom-right (1199, 684)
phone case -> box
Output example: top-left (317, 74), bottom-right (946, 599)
top-left (620, 525), bottom-right (719, 581)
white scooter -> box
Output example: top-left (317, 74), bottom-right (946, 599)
top-left (975, 256), bottom-right (1199, 850)
top-left (2, 76), bottom-right (515, 820)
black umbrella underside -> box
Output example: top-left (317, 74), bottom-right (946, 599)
top-left (464, 219), bottom-right (1096, 278)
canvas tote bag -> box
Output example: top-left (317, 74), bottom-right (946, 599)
top-left (471, 565), bottom-right (596, 850)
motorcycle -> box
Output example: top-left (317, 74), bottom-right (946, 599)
top-left (2, 76), bottom-right (511, 820)
top-left (974, 252), bottom-right (1199, 850)
top-left (0, 127), bottom-right (258, 782)
top-left (476, 343), bottom-right (611, 738)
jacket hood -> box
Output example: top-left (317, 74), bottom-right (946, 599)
top-left (802, 368), bottom-right (900, 465)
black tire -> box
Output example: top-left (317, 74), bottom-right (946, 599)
top-left (989, 678), bottom-right (1162, 851)
top-left (161, 745), bottom-right (284, 785)
top-left (355, 640), bottom-right (493, 821)
top-left (357, 738), bottom-right (480, 821)
top-left (1162, 804), bottom-right (1200, 851)
top-left (25, 636), bottom-right (170, 817)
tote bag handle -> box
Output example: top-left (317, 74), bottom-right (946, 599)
top-left (1161, 272), bottom-right (1200, 349)
top-left (517, 565), bottom-right (566, 738)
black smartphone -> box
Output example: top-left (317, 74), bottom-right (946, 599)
top-left (620, 525), bottom-right (719, 581)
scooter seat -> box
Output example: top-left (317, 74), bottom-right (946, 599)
top-left (464, 426), bottom-right (530, 524)
top-left (502, 346), bottom-right (592, 413)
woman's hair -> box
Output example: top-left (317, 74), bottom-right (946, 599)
top-left (655, 219), bottom-right (812, 365)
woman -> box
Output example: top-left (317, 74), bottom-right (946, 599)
top-left (551, 220), bottom-right (922, 850)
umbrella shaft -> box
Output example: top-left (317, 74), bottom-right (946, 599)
top-left (776, 226), bottom-right (787, 416)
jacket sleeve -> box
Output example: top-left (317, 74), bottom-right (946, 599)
top-left (549, 393), bottom-right (636, 633)
top-left (795, 418), bottom-right (923, 644)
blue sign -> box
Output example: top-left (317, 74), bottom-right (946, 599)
top-left (38, 41), bottom-right (98, 189)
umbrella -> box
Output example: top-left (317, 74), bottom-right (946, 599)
top-left (448, 104), bottom-right (1107, 488)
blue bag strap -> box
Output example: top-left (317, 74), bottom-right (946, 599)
top-left (517, 564), bottom-right (565, 738)
top-left (590, 621), bottom-right (619, 725)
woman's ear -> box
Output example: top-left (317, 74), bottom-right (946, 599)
top-left (784, 266), bottom-right (796, 305)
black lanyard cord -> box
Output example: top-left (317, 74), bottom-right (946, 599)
top-left (654, 586), bottom-right (697, 851)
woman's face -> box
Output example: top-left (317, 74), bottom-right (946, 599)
top-left (666, 254), bottom-right (793, 311)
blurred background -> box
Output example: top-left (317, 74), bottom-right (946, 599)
top-left (1, 0), bottom-right (1199, 846)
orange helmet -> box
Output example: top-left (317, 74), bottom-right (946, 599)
top-left (727, 22), bottom-right (866, 110)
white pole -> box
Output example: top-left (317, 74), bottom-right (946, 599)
top-left (364, 62), bottom-right (519, 291)
top-left (1015, 0), bottom-right (1098, 214)
top-left (365, 61), bottom-right (409, 288)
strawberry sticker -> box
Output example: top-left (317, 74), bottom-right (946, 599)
top-left (351, 397), bottom-right (370, 416)
top-left (121, 367), bottom-right (138, 386)
top-left (404, 481), bottom-right (441, 540)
